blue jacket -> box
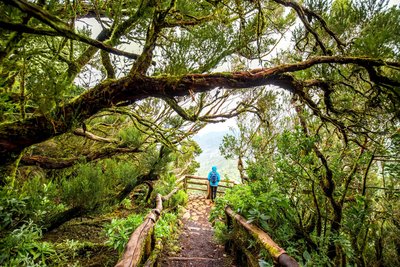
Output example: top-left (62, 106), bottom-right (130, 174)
top-left (208, 166), bottom-right (221, 186)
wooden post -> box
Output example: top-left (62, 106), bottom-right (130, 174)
top-left (183, 176), bottom-right (188, 192)
top-left (206, 181), bottom-right (211, 199)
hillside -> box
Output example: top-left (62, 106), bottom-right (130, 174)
top-left (193, 129), bottom-right (240, 183)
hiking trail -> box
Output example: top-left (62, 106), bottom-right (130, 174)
top-left (161, 195), bottom-right (236, 267)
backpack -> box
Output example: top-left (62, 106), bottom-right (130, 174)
top-left (210, 172), bottom-right (218, 184)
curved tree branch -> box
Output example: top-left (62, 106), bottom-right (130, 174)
top-left (20, 147), bottom-right (142, 169)
top-left (0, 56), bottom-right (398, 166)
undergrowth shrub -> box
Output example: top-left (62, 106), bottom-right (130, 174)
top-left (154, 212), bottom-right (181, 255)
top-left (213, 220), bottom-right (229, 244)
top-left (211, 183), bottom-right (294, 237)
top-left (153, 173), bottom-right (177, 196)
top-left (170, 190), bottom-right (188, 207)
top-left (20, 176), bottom-right (64, 223)
top-left (62, 164), bottom-right (106, 209)
top-left (152, 174), bottom-right (188, 209)
top-left (61, 160), bottom-right (139, 209)
top-left (117, 127), bottom-right (142, 148)
top-left (154, 213), bottom-right (178, 241)
top-left (104, 214), bottom-right (144, 254)
top-left (0, 221), bottom-right (56, 266)
top-left (1, 176), bottom-right (64, 232)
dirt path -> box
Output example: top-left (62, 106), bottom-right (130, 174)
top-left (161, 195), bottom-right (236, 267)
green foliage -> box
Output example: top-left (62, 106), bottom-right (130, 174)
top-left (61, 160), bottom-right (139, 209)
top-left (0, 0), bottom-right (399, 266)
top-left (61, 164), bottom-right (108, 209)
top-left (104, 214), bottom-right (144, 254)
top-left (212, 183), bottom-right (294, 238)
top-left (170, 190), bottom-right (188, 208)
top-left (0, 176), bottom-right (64, 232)
top-left (216, 101), bottom-right (400, 266)
top-left (213, 220), bottom-right (229, 244)
top-left (154, 213), bottom-right (178, 240)
top-left (120, 198), bottom-right (133, 209)
top-left (219, 134), bottom-right (238, 159)
top-left (0, 187), bottom-right (29, 231)
top-left (175, 139), bottom-right (202, 175)
top-left (153, 173), bottom-right (178, 196)
top-left (0, 221), bottom-right (56, 267)
top-left (117, 127), bottom-right (142, 148)
top-left (101, 159), bottom-right (141, 188)
top-left (20, 176), bottom-right (64, 223)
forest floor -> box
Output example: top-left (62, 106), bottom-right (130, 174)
top-left (43, 214), bottom-right (120, 266)
top-left (160, 195), bottom-right (236, 267)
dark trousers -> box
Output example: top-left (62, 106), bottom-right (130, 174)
top-left (210, 186), bottom-right (218, 201)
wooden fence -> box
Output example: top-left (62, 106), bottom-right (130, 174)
top-left (115, 176), bottom-right (185, 267)
top-left (184, 175), bottom-right (236, 198)
top-left (225, 207), bottom-right (299, 267)
top-left (114, 175), bottom-right (298, 267)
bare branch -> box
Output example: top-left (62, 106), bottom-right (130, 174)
top-left (73, 128), bottom-right (119, 143)
top-left (3, 0), bottom-right (140, 60)
top-left (273, 0), bottom-right (344, 53)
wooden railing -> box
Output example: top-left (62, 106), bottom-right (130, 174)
top-left (184, 175), bottom-right (236, 197)
top-left (225, 207), bottom-right (299, 267)
top-left (115, 176), bottom-right (185, 267)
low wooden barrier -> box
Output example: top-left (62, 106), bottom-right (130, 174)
top-left (184, 175), bottom-right (236, 198)
top-left (115, 177), bottom-right (185, 267)
top-left (225, 207), bottom-right (299, 267)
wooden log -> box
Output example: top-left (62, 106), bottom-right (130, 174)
top-left (185, 175), bottom-right (207, 179)
top-left (115, 194), bottom-right (164, 267)
top-left (186, 176), bottom-right (208, 181)
top-left (187, 181), bottom-right (207, 186)
top-left (217, 184), bottom-right (232, 189)
top-left (278, 254), bottom-right (300, 267)
top-left (225, 207), bottom-right (299, 267)
top-left (186, 181), bottom-right (231, 189)
top-left (143, 240), bottom-right (163, 267)
top-left (155, 194), bottom-right (162, 211)
top-left (187, 186), bottom-right (208, 192)
top-left (161, 185), bottom-right (182, 202)
top-left (183, 176), bottom-right (188, 192)
top-left (115, 211), bottom-right (159, 267)
top-left (185, 175), bottom-right (236, 185)
top-left (115, 180), bottom-right (186, 267)
top-left (175, 176), bottom-right (186, 184)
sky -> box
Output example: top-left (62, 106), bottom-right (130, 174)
top-left (196, 118), bottom-right (238, 136)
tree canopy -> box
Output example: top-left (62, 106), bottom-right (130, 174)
top-left (1, 0), bottom-right (399, 172)
top-left (0, 0), bottom-right (399, 265)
